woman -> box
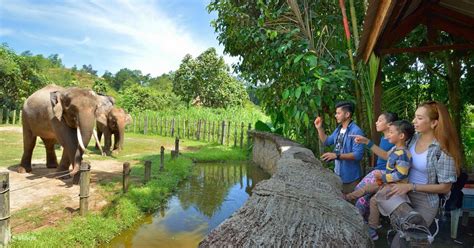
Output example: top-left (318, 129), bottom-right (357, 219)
top-left (350, 112), bottom-right (398, 240)
top-left (387, 101), bottom-right (461, 226)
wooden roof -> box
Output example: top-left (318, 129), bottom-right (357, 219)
top-left (357, 0), bottom-right (474, 62)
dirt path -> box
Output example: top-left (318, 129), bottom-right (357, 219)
top-left (0, 155), bottom-right (130, 233)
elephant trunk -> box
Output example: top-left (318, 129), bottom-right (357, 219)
top-left (70, 116), bottom-right (94, 176)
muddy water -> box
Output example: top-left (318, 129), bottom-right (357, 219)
top-left (104, 162), bottom-right (270, 248)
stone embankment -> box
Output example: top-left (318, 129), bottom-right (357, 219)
top-left (199, 131), bottom-right (372, 247)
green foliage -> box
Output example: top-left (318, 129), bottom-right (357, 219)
top-left (208, 1), bottom-right (354, 151)
top-left (173, 48), bottom-right (248, 108)
top-left (0, 44), bottom-right (48, 109)
top-left (92, 79), bottom-right (108, 95)
top-left (254, 120), bottom-right (283, 135)
top-left (118, 84), bottom-right (182, 112)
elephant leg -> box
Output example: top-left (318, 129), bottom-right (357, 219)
top-left (19, 125), bottom-right (36, 173)
top-left (57, 151), bottom-right (70, 172)
top-left (41, 138), bottom-right (59, 168)
top-left (104, 129), bottom-right (112, 155)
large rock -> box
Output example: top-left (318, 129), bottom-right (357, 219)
top-left (199, 131), bottom-right (372, 247)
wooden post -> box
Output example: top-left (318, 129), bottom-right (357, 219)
top-left (0, 172), bottom-right (10, 246)
top-left (234, 122), bottom-right (237, 147)
top-left (208, 120), bottom-right (211, 141)
top-left (212, 121), bottom-right (215, 142)
top-left (0, 108), bottom-right (3, 124)
top-left (133, 114), bottom-right (137, 133)
top-left (144, 160), bottom-right (151, 183)
top-left (79, 162), bottom-right (91, 216)
top-left (177, 118), bottom-right (180, 138)
top-left (220, 121), bottom-right (226, 145)
top-left (171, 118), bottom-right (175, 137)
top-left (203, 120), bottom-right (206, 142)
top-left (226, 121), bottom-right (231, 146)
top-left (5, 109), bottom-right (9, 125)
top-left (144, 114), bottom-right (148, 135)
top-left (171, 137), bottom-right (179, 159)
top-left (164, 119), bottom-right (168, 136)
top-left (18, 110), bottom-right (22, 125)
top-left (160, 146), bottom-right (165, 172)
top-left (123, 162), bottom-right (131, 193)
top-left (247, 123), bottom-right (252, 148)
top-left (240, 122), bottom-right (244, 148)
top-left (160, 117), bottom-right (163, 136)
top-left (12, 110), bottom-right (16, 125)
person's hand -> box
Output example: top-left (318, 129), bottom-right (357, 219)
top-left (387, 183), bottom-right (412, 197)
top-left (314, 116), bottom-right (322, 129)
top-left (373, 170), bottom-right (382, 179)
top-left (320, 152), bottom-right (336, 162)
top-left (349, 134), bottom-right (369, 145)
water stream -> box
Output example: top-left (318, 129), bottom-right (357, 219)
top-left (104, 162), bottom-right (270, 247)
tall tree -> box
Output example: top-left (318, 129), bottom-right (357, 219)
top-left (173, 48), bottom-right (248, 108)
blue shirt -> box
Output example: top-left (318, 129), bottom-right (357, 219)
top-left (375, 136), bottom-right (394, 170)
top-left (323, 121), bottom-right (365, 183)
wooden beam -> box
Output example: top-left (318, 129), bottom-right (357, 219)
top-left (426, 14), bottom-right (474, 42)
top-left (429, 4), bottom-right (474, 27)
top-left (378, 4), bottom-right (428, 51)
top-left (380, 43), bottom-right (474, 54)
top-left (362, 0), bottom-right (395, 63)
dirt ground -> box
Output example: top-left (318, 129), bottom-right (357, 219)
top-left (0, 126), bottom-right (136, 234)
top-left (2, 158), bottom-right (130, 234)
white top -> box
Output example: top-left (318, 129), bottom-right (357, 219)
top-left (334, 128), bottom-right (346, 176)
top-left (409, 141), bottom-right (429, 184)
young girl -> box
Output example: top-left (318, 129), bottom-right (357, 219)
top-left (348, 120), bottom-right (415, 239)
top-left (346, 112), bottom-right (398, 240)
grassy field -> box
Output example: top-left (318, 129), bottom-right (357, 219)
top-left (0, 124), bottom-right (249, 247)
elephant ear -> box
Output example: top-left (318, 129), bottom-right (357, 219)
top-left (50, 91), bottom-right (63, 121)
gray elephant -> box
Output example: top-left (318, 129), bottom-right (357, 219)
top-left (96, 105), bottom-right (132, 155)
top-left (19, 85), bottom-right (102, 175)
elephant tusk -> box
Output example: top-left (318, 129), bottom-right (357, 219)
top-left (77, 128), bottom-right (86, 151)
top-left (92, 129), bottom-right (105, 156)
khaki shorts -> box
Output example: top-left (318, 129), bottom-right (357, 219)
top-left (342, 179), bottom-right (360, 194)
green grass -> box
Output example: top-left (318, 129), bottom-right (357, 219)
top-left (2, 126), bottom-right (248, 247)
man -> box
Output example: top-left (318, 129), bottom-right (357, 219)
top-left (314, 101), bottom-right (364, 194)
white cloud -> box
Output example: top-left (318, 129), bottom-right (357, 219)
top-left (0, 28), bottom-right (13, 36)
top-left (0, 0), bottom-right (236, 76)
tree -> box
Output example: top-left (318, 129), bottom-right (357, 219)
top-left (208, 0), bottom-right (354, 151)
top-left (81, 64), bottom-right (97, 76)
top-left (173, 48), bottom-right (248, 108)
top-left (118, 84), bottom-right (181, 112)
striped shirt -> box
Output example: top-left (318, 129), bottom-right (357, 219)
top-left (382, 146), bottom-right (411, 183)
top-left (407, 133), bottom-right (457, 208)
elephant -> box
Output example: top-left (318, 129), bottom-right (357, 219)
top-left (19, 85), bottom-right (103, 176)
top-left (96, 106), bottom-right (132, 155)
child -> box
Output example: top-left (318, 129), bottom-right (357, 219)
top-left (346, 120), bottom-right (415, 237)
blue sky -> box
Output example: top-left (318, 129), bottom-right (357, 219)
top-left (0, 0), bottom-right (236, 76)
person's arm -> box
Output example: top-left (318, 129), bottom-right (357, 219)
top-left (314, 117), bottom-right (328, 143)
top-left (382, 158), bottom-right (410, 183)
top-left (387, 182), bottom-right (452, 197)
top-left (350, 135), bottom-right (389, 160)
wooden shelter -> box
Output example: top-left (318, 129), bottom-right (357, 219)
top-left (357, 0), bottom-right (474, 138)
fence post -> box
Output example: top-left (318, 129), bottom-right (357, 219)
top-left (144, 160), bottom-right (151, 183)
top-left (123, 162), bottom-right (131, 193)
top-left (177, 118), bottom-right (180, 138)
top-left (247, 123), bottom-right (252, 148)
top-left (240, 122), bottom-right (244, 148)
top-left (160, 146), bottom-right (165, 172)
top-left (133, 114), bottom-right (137, 133)
top-left (234, 122), bottom-right (237, 147)
top-left (18, 110), bottom-right (22, 125)
top-left (197, 120), bottom-right (201, 140)
top-left (227, 121), bottom-right (231, 146)
top-left (5, 109), bottom-right (9, 125)
top-left (0, 172), bottom-right (10, 246)
top-left (212, 121), bottom-right (215, 142)
top-left (0, 109), bottom-right (3, 124)
top-left (12, 110), bottom-right (16, 125)
top-left (144, 114), bottom-right (148, 135)
top-left (160, 117), bottom-right (163, 136)
top-left (79, 162), bottom-right (91, 216)
top-left (220, 121), bottom-right (226, 145)
top-left (172, 137), bottom-right (179, 159)
top-left (171, 118), bottom-right (175, 137)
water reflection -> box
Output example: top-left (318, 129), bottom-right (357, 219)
top-left (104, 162), bottom-right (269, 248)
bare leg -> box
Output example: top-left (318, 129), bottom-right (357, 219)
top-left (41, 138), bottom-right (59, 168)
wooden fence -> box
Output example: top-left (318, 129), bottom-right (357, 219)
top-left (127, 113), bottom-right (253, 148)
top-left (0, 108), bottom-right (21, 125)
